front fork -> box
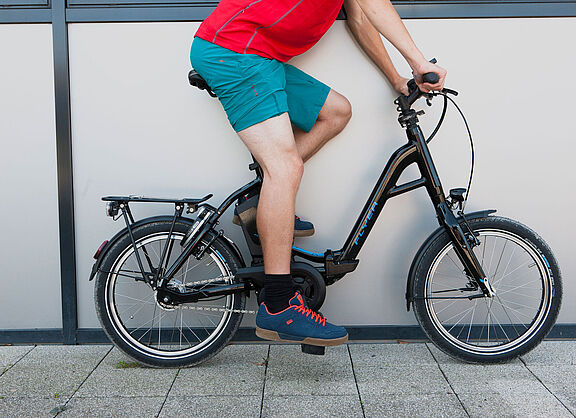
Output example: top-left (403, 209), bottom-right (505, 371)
top-left (407, 123), bottom-right (494, 298)
top-left (438, 202), bottom-right (494, 297)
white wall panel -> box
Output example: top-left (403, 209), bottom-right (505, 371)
top-left (0, 24), bottom-right (61, 328)
top-left (69, 19), bottom-right (575, 329)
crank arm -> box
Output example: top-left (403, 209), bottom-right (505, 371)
top-left (415, 293), bottom-right (486, 301)
top-left (157, 282), bottom-right (248, 304)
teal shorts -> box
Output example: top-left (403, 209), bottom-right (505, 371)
top-left (190, 37), bottom-right (331, 133)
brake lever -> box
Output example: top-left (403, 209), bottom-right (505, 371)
top-left (443, 88), bottom-right (459, 96)
top-left (424, 86), bottom-right (459, 106)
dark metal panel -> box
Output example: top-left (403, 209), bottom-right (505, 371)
top-left (0, 9), bottom-right (51, 22)
top-left (395, 1), bottom-right (576, 18)
top-left (68, 0), bottom-right (215, 4)
top-left (0, 0), bottom-right (49, 6)
top-left (52, 0), bottom-right (78, 345)
top-left (5, 324), bottom-right (573, 344)
top-left (64, 0), bottom-right (576, 22)
top-left (66, 6), bottom-right (214, 22)
top-left (0, 329), bottom-right (63, 344)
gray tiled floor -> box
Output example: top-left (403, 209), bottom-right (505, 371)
top-left (0, 341), bottom-right (575, 417)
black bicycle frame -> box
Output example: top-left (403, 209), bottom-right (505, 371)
top-left (128, 89), bottom-right (492, 297)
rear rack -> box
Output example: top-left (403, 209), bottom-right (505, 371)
top-left (102, 194), bottom-right (213, 205)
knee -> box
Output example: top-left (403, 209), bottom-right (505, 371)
top-left (338, 96), bottom-right (353, 125)
top-left (324, 94), bottom-right (352, 128)
top-left (264, 154), bottom-right (304, 188)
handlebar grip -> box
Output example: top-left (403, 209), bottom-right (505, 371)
top-left (423, 72), bottom-right (439, 84)
top-left (422, 58), bottom-right (439, 84)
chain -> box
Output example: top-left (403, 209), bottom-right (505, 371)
top-left (178, 305), bottom-right (256, 314)
top-left (184, 275), bottom-right (235, 286)
top-left (161, 275), bottom-right (257, 315)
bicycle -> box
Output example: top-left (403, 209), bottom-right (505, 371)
top-left (89, 64), bottom-right (562, 367)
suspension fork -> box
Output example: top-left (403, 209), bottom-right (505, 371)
top-left (408, 123), bottom-right (494, 297)
top-left (438, 202), bottom-right (494, 297)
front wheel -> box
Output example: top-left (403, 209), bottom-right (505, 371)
top-left (94, 219), bottom-right (245, 368)
top-left (413, 216), bottom-right (562, 363)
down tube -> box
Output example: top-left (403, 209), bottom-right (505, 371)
top-left (340, 142), bottom-right (420, 260)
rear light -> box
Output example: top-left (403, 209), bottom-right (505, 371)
top-left (106, 201), bottom-right (120, 217)
top-left (93, 240), bottom-right (109, 259)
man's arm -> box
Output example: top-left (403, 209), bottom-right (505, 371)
top-left (344, 0), bottom-right (409, 95)
top-left (352, 0), bottom-right (446, 92)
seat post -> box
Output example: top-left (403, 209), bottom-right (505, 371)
top-left (248, 154), bottom-right (264, 180)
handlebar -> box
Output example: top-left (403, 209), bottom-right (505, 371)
top-left (421, 57), bottom-right (440, 84)
top-left (395, 58), bottom-right (441, 112)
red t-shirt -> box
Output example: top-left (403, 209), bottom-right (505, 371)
top-left (195, 0), bottom-right (344, 62)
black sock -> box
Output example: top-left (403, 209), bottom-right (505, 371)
top-left (264, 274), bottom-right (294, 313)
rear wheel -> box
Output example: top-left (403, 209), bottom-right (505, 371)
top-left (413, 216), bottom-right (562, 363)
top-left (94, 220), bottom-right (244, 368)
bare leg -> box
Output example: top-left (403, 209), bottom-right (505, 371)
top-left (237, 113), bottom-right (303, 274)
top-left (293, 89), bottom-right (352, 162)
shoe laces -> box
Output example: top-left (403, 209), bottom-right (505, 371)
top-left (295, 304), bottom-right (326, 326)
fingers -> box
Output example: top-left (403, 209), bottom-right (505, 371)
top-left (394, 77), bottom-right (410, 95)
top-left (413, 63), bottom-right (447, 93)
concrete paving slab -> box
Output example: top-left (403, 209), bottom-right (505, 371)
top-left (427, 342), bottom-right (528, 367)
top-left (458, 390), bottom-right (573, 417)
top-left (439, 362), bottom-right (546, 394)
top-left (0, 396), bottom-right (65, 417)
top-left (523, 365), bottom-right (576, 414)
top-left (265, 366), bottom-right (357, 396)
top-left (354, 365), bottom-right (451, 395)
top-left (349, 342), bottom-right (436, 367)
top-left (262, 395), bottom-right (362, 418)
top-left (195, 343), bottom-right (269, 369)
top-left (0, 345), bottom-right (111, 398)
top-left (524, 365), bottom-right (576, 393)
top-left (554, 390), bottom-right (576, 416)
top-left (60, 396), bottom-right (165, 417)
top-left (160, 395), bottom-right (261, 417)
top-left (269, 344), bottom-right (351, 368)
top-left (75, 348), bottom-right (178, 398)
top-left (170, 345), bottom-right (268, 396)
top-left (265, 345), bottom-right (356, 396)
top-left (425, 343), bottom-right (462, 364)
top-left (361, 393), bottom-right (466, 417)
top-left (521, 341), bottom-right (576, 365)
top-left (0, 346), bottom-right (34, 371)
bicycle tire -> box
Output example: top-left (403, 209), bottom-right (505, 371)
top-left (94, 219), bottom-right (245, 368)
top-left (412, 216), bottom-right (562, 363)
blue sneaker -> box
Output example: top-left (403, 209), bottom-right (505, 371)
top-left (255, 293), bottom-right (348, 346)
top-left (232, 194), bottom-right (314, 237)
top-left (294, 215), bottom-right (314, 237)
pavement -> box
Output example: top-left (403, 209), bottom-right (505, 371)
top-left (0, 341), bottom-right (575, 417)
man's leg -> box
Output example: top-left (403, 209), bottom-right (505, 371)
top-left (237, 112), bottom-right (302, 275)
top-left (293, 89), bottom-right (352, 162)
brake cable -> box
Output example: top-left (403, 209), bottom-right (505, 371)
top-left (424, 90), bottom-right (475, 210)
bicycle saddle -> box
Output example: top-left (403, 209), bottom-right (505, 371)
top-left (188, 70), bottom-right (217, 97)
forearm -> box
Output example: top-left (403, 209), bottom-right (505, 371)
top-left (346, 14), bottom-right (402, 85)
top-left (355, 0), bottom-right (425, 69)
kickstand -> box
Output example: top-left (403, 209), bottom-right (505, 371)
top-left (301, 344), bottom-right (325, 355)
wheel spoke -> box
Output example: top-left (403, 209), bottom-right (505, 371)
top-left (101, 227), bottom-right (241, 364)
top-left (421, 224), bottom-right (555, 356)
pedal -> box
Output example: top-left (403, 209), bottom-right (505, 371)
top-left (301, 344), bottom-right (325, 356)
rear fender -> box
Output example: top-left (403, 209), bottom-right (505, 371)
top-left (89, 216), bottom-right (193, 281)
top-left (89, 216), bottom-right (246, 280)
top-left (405, 210), bottom-right (497, 311)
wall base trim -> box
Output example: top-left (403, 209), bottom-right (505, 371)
top-left (1, 324), bottom-right (575, 345)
